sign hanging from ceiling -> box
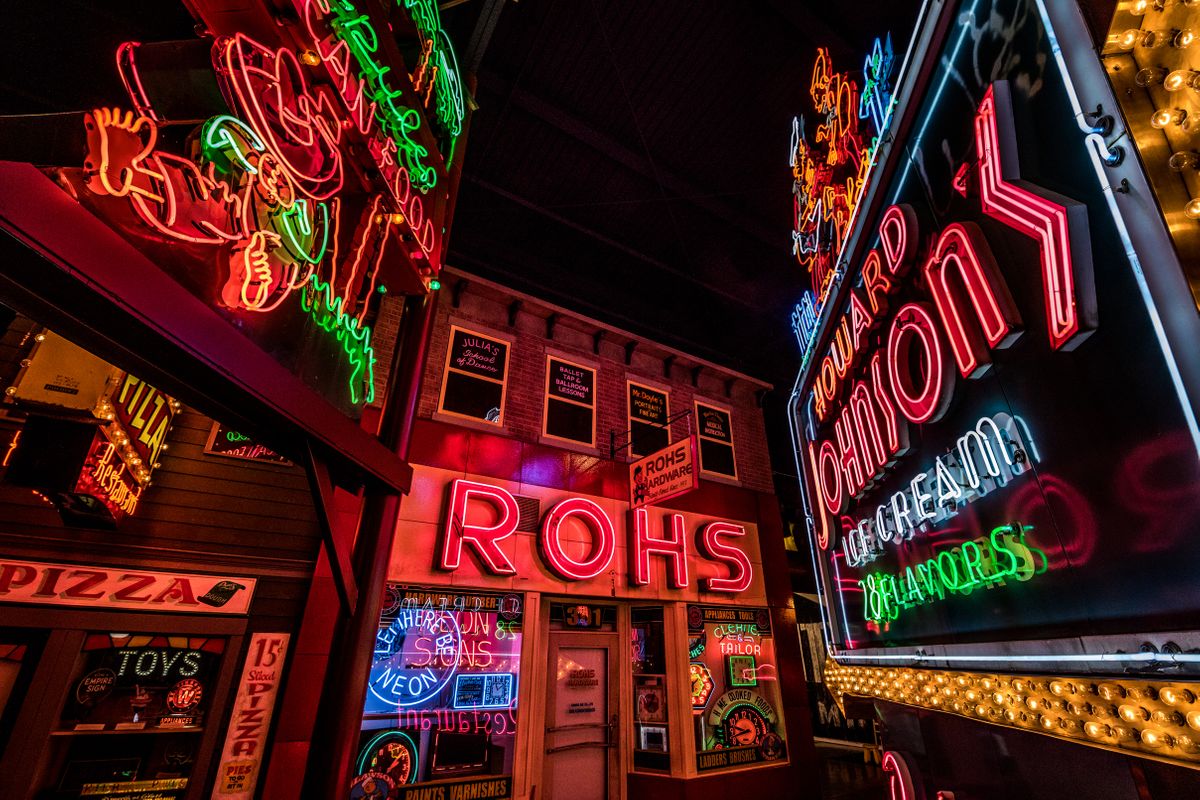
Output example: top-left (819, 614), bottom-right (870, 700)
top-left (22, 0), bottom-right (469, 418)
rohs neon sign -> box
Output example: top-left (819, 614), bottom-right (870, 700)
top-left (437, 479), bottom-right (755, 593)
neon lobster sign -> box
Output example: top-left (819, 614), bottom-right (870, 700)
top-left (803, 81), bottom-right (1097, 555)
top-left (791, 36), bottom-right (895, 306)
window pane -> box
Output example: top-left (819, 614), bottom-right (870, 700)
top-left (546, 398), bottom-right (593, 445)
top-left (442, 372), bottom-right (504, 423)
top-left (629, 385), bottom-right (669, 458)
top-left (689, 606), bottom-right (787, 772)
top-left (699, 439), bottom-right (736, 477)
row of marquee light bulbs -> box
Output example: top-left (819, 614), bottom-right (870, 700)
top-left (825, 663), bottom-right (1200, 759)
top-left (1114, 0), bottom-right (1200, 219)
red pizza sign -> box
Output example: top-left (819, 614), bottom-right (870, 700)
top-left (0, 559), bottom-right (255, 614)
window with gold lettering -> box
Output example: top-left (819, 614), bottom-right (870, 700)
top-left (543, 356), bottom-right (596, 446)
top-left (694, 402), bottom-right (737, 479)
top-left (628, 382), bottom-right (670, 458)
top-left (439, 326), bottom-right (510, 425)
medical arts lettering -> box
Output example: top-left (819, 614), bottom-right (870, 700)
top-left (436, 479), bottom-right (754, 593)
top-left (804, 81), bottom-right (1097, 560)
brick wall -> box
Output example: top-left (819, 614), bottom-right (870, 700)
top-left (418, 272), bottom-right (776, 494)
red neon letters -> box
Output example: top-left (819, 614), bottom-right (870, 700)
top-left (539, 497), bottom-right (616, 580)
top-left (886, 303), bottom-right (953, 425)
top-left (439, 480), bottom-right (749, 591)
top-left (697, 522), bottom-right (754, 593)
top-left (922, 222), bottom-right (1022, 378)
top-left (630, 509), bottom-right (691, 589)
top-left (439, 479), bottom-right (519, 575)
top-left (804, 80), bottom-right (1096, 528)
top-left (975, 82), bottom-right (1096, 351)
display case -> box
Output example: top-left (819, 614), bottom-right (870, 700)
top-left (36, 633), bottom-right (226, 799)
top-left (631, 607), bottom-right (670, 772)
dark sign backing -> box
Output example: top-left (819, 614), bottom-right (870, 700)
top-left (796, 0), bottom-right (1200, 657)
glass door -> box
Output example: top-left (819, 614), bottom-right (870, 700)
top-left (542, 632), bottom-right (619, 800)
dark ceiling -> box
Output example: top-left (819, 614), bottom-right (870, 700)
top-left (441, 0), bottom-right (922, 390)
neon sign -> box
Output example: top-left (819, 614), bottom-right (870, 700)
top-left (858, 524), bottom-right (1047, 626)
top-left (369, 607), bottom-right (462, 708)
top-left (75, 434), bottom-right (142, 518)
top-left (790, 35), bottom-right (897, 305)
top-left (791, 291), bottom-right (821, 363)
top-left (837, 414), bottom-right (1034, 566)
top-left (75, 2), bottom-right (465, 406)
top-left (803, 81), bottom-right (1095, 538)
top-left (690, 663), bottom-right (715, 710)
top-left (321, 1), bottom-right (436, 190)
top-left (402, 0), bottom-right (466, 145)
top-left (83, 102), bottom-right (379, 404)
top-left (436, 479), bottom-right (755, 593)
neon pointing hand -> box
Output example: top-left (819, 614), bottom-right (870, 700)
top-left (84, 107), bottom-right (166, 202)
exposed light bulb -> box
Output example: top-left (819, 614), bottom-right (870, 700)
top-left (1130, 0), bottom-right (1150, 13)
top-left (1177, 29), bottom-right (1197, 48)
top-left (1136, 67), bottom-right (1167, 86)
top-left (1117, 28), bottom-right (1143, 49)
top-left (1151, 107), bottom-right (1187, 128)
top-left (1169, 151), bottom-right (1200, 171)
top-left (1165, 69), bottom-right (1200, 91)
top-left (1184, 197), bottom-right (1200, 219)
top-left (1143, 29), bottom-right (1172, 47)
top-left (1141, 728), bottom-right (1173, 748)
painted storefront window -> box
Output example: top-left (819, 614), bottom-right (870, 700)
top-left (358, 587), bottom-right (523, 796)
top-left (687, 605), bottom-right (787, 772)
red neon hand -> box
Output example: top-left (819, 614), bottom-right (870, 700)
top-left (223, 231), bottom-right (282, 311)
top-left (84, 107), bottom-right (166, 203)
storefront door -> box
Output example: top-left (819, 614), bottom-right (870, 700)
top-left (542, 631), bottom-right (619, 800)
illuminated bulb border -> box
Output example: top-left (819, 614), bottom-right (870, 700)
top-left (825, 658), bottom-right (1200, 767)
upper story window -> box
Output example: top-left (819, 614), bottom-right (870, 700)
top-left (543, 356), bottom-right (596, 446)
top-left (438, 325), bottom-right (510, 425)
top-left (694, 401), bottom-right (737, 479)
top-left (628, 381), bottom-right (670, 458)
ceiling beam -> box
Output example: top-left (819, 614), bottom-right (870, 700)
top-left (762, 0), bottom-right (856, 58)
top-left (466, 175), bottom-right (759, 309)
top-left (463, 0), bottom-right (508, 74)
top-left (485, 79), bottom-right (781, 249)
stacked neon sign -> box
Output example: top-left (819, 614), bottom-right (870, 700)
top-left (790, 35), bottom-right (896, 366)
top-left (74, 0), bottom-right (463, 407)
top-left (800, 78), bottom-right (1097, 635)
